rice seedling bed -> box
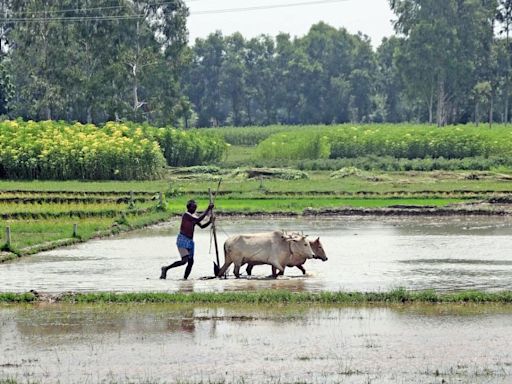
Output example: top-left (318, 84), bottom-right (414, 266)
top-left (3, 288), bottom-right (512, 305)
top-left (0, 196), bottom-right (154, 204)
top-left (0, 209), bottom-right (171, 257)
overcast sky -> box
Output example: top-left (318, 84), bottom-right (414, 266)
top-left (185, 0), bottom-right (396, 47)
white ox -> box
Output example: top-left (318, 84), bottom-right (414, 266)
top-left (245, 237), bottom-right (327, 276)
top-left (216, 231), bottom-right (315, 278)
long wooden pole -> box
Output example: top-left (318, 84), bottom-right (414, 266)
top-left (209, 187), bottom-right (220, 275)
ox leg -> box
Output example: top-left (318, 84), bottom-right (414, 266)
top-left (233, 264), bottom-right (241, 279)
top-left (271, 263), bottom-right (285, 278)
top-left (297, 265), bottom-right (306, 275)
top-left (246, 264), bottom-right (253, 276)
top-left (217, 261), bottom-right (232, 278)
top-left (270, 266), bottom-right (285, 277)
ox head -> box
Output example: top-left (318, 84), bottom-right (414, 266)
top-left (285, 234), bottom-right (315, 260)
top-left (310, 237), bottom-right (328, 261)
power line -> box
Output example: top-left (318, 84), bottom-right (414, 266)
top-left (191, 0), bottom-right (351, 16)
top-left (1, 1), bottom-right (176, 17)
top-left (0, 0), bottom-right (351, 23)
top-left (1, 15), bottom-right (144, 22)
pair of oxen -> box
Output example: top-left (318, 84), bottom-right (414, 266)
top-left (216, 231), bottom-right (327, 278)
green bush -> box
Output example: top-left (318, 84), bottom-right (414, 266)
top-left (255, 124), bottom-right (512, 161)
top-left (155, 128), bottom-right (226, 167)
top-left (0, 120), bottom-right (228, 180)
top-left (0, 120), bottom-right (165, 180)
top-left (256, 132), bottom-right (330, 160)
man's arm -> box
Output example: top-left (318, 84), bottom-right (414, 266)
top-left (195, 203), bottom-right (214, 222)
top-left (198, 218), bottom-right (212, 229)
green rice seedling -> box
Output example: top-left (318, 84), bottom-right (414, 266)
top-left (49, 289), bottom-right (512, 305)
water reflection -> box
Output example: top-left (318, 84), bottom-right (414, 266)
top-left (400, 258), bottom-right (512, 266)
top-left (2, 304), bottom-right (512, 383)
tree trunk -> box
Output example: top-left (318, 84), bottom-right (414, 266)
top-left (436, 78), bottom-right (446, 127)
top-left (506, 27), bottom-right (510, 124)
top-left (246, 99), bottom-right (253, 125)
top-left (133, 82), bottom-right (139, 111)
top-left (475, 102), bottom-right (479, 127)
top-left (133, 19), bottom-right (140, 112)
top-left (489, 92), bottom-right (494, 129)
top-left (87, 106), bottom-right (92, 124)
top-left (428, 84), bottom-right (434, 124)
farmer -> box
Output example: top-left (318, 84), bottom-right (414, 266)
top-left (160, 199), bottom-right (214, 280)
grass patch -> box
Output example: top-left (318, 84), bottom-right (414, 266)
top-left (172, 170), bottom-right (512, 195)
top-left (0, 292), bottom-right (37, 303)
top-left (45, 289), bottom-right (512, 305)
top-left (166, 197), bottom-right (465, 214)
top-left (0, 210), bottom-right (172, 254)
top-left (0, 180), bottom-right (171, 193)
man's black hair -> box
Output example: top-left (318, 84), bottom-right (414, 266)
top-left (186, 199), bottom-right (197, 208)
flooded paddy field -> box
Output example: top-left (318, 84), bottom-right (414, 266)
top-left (1, 303), bottom-right (512, 383)
top-left (2, 216), bottom-right (512, 383)
top-left (2, 216), bottom-right (512, 293)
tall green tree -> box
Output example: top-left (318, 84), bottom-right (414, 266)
top-left (244, 35), bottom-right (277, 125)
top-left (274, 33), bottom-right (311, 124)
top-left (221, 33), bottom-right (247, 126)
top-left (185, 31), bottom-right (227, 126)
top-left (390, 0), bottom-right (494, 125)
top-left (376, 37), bottom-right (407, 122)
top-left (497, 0), bottom-right (512, 123)
top-left (5, 0), bottom-right (188, 124)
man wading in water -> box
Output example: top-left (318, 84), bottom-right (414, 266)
top-left (160, 200), bottom-right (214, 280)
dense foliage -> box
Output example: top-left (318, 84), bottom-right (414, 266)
top-left (184, 0), bottom-right (512, 126)
top-left (0, 0), bottom-right (189, 125)
top-left (0, 121), bottom-right (226, 180)
top-left (256, 124), bottom-right (512, 160)
top-left (154, 128), bottom-right (226, 167)
top-left (1, 1), bottom-right (511, 127)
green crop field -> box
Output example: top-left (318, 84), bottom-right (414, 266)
top-left (255, 124), bottom-right (512, 160)
top-left (0, 188), bottom-right (171, 259)
top-left (0, 120), bottom-right (226, 180)
top-left (4, 168), bottom-right (510, 260)
top-left (3, 123), bottom-right (512, 259)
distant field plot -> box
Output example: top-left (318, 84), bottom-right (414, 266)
top-left (212, 124), bottom-right (512, 171)
top-left (2, 168), bottom-right (512, 260)
top-left (0, 189), bottom-right (169, 258)
top-left (254, 124), bottom-right (512, 160)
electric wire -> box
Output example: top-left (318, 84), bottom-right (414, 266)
top-left (0, 0), bottom-right (351, 23)
top-left (1, 2), bottom-right (176, 17)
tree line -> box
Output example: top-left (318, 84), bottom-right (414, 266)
top-left (0, 0), bottom-right (511, 127)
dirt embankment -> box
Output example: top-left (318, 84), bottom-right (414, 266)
top-left (302, 203), bottom-right (512, 217)
top-left (213, 201), bottom-right (512, 218)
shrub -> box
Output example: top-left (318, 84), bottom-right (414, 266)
top-left (255, 124), bottom-right (512, 161)
top-left (0, 120), bottom-right (228, 180)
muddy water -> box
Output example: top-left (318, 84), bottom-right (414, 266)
top-left (1, 304), bottom-right (512, 383)
top-left (2, 216), bottom-right (512, 293)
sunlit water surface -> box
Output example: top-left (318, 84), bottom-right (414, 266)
top-left (2, 216), bottom-right (512, 293)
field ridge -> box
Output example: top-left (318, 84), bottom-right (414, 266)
top-left (2, 289), bottom-right (512, 304)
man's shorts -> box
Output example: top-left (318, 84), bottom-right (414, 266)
top-left (176, 233), bottom-right (195, 259)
